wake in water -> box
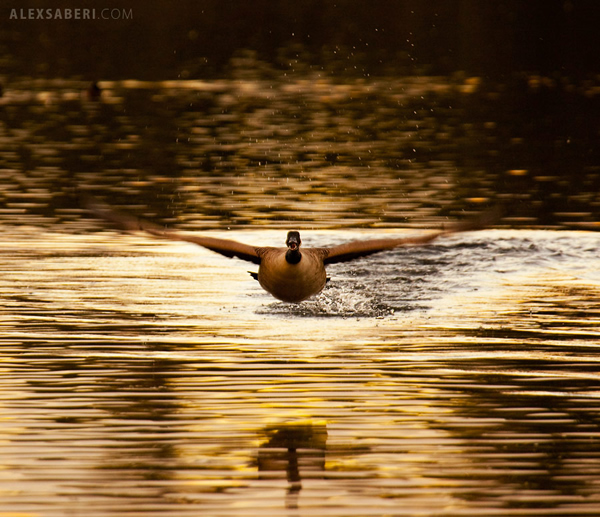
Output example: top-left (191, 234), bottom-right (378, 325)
top-left (259, 282), bottom-right (397, 318)
top-left (256, 233), bottom-right (500, 319)
top-left (256, 264), bottom-right (441, 318)
top-left (256, 230), bottom-right (600, 319)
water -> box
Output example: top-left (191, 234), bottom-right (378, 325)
top-left (1, 76), bottom-right (600, 231)
top-left (1, 77), bottom-right (600, 515)
top-left (1, 227), bottom-right (599, 516)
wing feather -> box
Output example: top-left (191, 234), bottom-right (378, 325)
top-left (323, 211), bottom-right (497, 265)
top-left (322, 232), bottom-right (442, 265)
top-left (85, 197), bottom-right (261, 265)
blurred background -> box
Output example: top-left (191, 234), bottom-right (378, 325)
top-left (1, 0), bottom-right (599, 231)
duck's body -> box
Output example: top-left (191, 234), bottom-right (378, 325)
top-left (87, 199), bottom-right (492, 303)
top-left (257, 241), bottom-right (328, 302)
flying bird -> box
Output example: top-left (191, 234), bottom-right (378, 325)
top-left (86, 198), bottom-right (492, 303)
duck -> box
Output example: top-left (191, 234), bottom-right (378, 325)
top-left (86, 198), bottom-right (493, 303)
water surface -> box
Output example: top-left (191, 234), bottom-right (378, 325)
top-left (1, 76), bottom-right (600, 515)
top-left (1, 227), bottom-right (599, 516)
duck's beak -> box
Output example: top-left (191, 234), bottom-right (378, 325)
top-left (286, 233), bottom-right (301, 250)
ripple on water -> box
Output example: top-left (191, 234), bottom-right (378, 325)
top-left (0, 229), bottom-right (599, 516)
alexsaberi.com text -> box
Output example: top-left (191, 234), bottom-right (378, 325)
top-left (9, 8), bottom-right (133, 20)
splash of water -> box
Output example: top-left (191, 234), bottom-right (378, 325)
top-left (259, 282), bottom-right (396, 318)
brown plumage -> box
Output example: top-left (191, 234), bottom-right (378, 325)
top-left (86, 199), bottom-right (493, 303)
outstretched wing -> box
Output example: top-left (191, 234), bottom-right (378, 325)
top-left (322, 211), bottom-right (497, 265)
top-left (85, 197), bottom-right (262, 265)
top-left (320, 232), bottom-right (442, 265)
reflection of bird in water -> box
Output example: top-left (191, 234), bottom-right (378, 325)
top-left (86, 198), bottom-right (495, 303)
top-left (257, 422), bottom-right (327, 509)
top-left (86, 81), bottom-right (101, 101)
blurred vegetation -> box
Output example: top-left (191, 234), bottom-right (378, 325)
top-left (1, 0), bottom-right (598, 80)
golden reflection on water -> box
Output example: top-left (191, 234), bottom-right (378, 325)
top-left (0, 228), bottom-right (599, 515)
top-left (2, 75), bottom-right (600, 515)
top-left (2, 77), bottom-right (600, 233)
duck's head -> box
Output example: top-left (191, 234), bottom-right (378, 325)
top-left (286, 231), bottom-right (301, 251)
top-left (285, 231), bottom-right (302, 264)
